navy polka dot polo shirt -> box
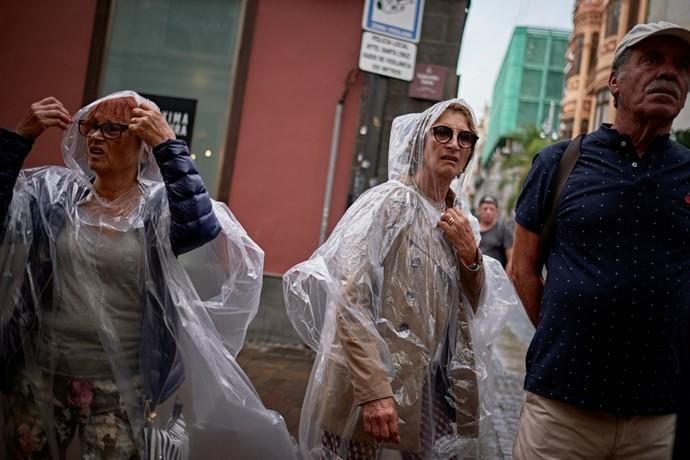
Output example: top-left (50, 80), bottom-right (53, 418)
top-left (516, 124), bottom-right (690, 415)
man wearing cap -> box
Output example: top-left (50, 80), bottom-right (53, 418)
top-left (511, 22), bottom-right (690, 459)
top-left (476, 195), bottom-right (513, 270)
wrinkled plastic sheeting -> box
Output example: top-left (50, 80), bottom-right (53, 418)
top-left (156, 201), bottom-right (298, 459)
top-left (283, 256), bottom-right (333, 351)
top-left (473, 256), bottom-right (522, 346)
top-left (283, 99), bottom-right (521, 459)
top-left (178, 200), bottom-right (264, 357)
top-left (0, 187), bottom-right (32, 333)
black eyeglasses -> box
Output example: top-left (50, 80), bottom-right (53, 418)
top-left (431, 125), bottom-right (478, 148)
top-left (78, 120), bottom-right (129, 140)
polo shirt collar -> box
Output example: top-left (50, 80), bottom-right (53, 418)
top-left (593, 123), bottom-right (672, 153)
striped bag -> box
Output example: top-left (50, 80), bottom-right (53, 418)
top-left (143, 401), bottom-right (189, 460)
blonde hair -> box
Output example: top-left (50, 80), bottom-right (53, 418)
top-left (445, 102), bottom-right (478, 136)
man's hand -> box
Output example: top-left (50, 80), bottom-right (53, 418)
top-left (438, 208), bottom-right (478, 267)
top-left (128, 106), bottom-right (175, 147)
top-left (511, 224), bottom-right (544, 326)
top-left (15, 97), bottom-right (72, 139)
top-left (361, 397), bottom-right (400, 444)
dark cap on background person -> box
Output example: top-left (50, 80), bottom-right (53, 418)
top-left (613, 21), bottom-right (690, 63)
top-left (479, 195), bottom-right (499, 207)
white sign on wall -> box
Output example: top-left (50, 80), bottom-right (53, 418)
top-left (359, 31), bottom-right (417, 81)
top-left (362, 0), bottom-right (425, 43)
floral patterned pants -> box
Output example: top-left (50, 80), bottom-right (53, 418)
top-left (3, 372), bottom-right (140, 460)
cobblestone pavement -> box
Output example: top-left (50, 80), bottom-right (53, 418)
top-left (489, 311), bottom-right (533, 460)
top-left (237, 309), bottom-right (534, 459)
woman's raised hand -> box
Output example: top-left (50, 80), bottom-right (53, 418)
top-left (361, 396), bottom-right (400, 444)
top-left (128, 106), bottom-right (176, 147)
top-left (15, 97), bottom-right (72, 139)
top-left (439, 208), bottom-right (479, 267)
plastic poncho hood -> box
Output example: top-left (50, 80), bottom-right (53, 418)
top-left (63, 90), bottom-right (163, 185)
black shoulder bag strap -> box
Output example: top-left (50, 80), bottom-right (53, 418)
top-left (540, 134), bottom-right (585, 262)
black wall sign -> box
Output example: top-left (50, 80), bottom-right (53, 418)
top-left (140, 93), bottom-right (197, 148)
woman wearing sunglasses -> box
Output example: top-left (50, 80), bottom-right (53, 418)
top-left (0, 91), bottom-right (296, 459)
top-left (284, 99), bottom-right (517, 459)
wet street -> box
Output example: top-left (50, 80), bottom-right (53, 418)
top-left (236, 342), bottom-right (314, 437)
top-left (237, 308), bottom-right (534, 459)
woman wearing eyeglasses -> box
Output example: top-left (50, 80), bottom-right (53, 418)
top-left (284, 99), bottom-right (517, 459)
top-left (0, 91), bottom-right (297, 459)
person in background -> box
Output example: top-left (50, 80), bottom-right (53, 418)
top-left (476, 195), bottom-right (513, 272)
top-left (510, 22), bottom-right (690, 459)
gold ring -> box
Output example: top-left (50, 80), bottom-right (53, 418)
top-left (447, 216), bottom-right (455, 226)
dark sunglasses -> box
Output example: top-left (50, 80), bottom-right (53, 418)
top-left (431, 125), bottom-right (478, 148)
top-left (78, 120), bottom-right (129, 140)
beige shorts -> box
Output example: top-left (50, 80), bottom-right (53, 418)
top-left (513, 391), bottom-right (676, 460)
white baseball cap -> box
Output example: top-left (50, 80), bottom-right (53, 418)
top-left (614, 21), bottom-right (690, 63)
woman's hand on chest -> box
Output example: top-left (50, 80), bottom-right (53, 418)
top-left (438, 208), bottom-right (478, 267)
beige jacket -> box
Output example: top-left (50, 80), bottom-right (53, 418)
top-left (317, 189), bottom-right (485, 453)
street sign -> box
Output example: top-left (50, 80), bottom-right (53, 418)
top-left (359, 31), bottom-right (417, 81)
top-left (408, 64), bottom-right (448, 101)
top-left (362, 0), bottom-right (425, 43)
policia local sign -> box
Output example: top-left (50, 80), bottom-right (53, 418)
top-left (359, 32), bottom-right (417, 81)
top-left (140, 93), bottom-right (197, 148)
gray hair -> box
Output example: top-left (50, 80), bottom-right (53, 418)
top-left (611, 48), bottom-right (634, 108)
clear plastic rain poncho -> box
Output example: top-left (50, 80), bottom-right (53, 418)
top-left (0, 91), bottom-right (297, 459)
top-left (283, 99), bottom-right (520, 459)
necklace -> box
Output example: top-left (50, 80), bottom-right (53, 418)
top-left (432, 200), bottom-right (447, 213)
top-left (412, 177), bottom-right (448, 212)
